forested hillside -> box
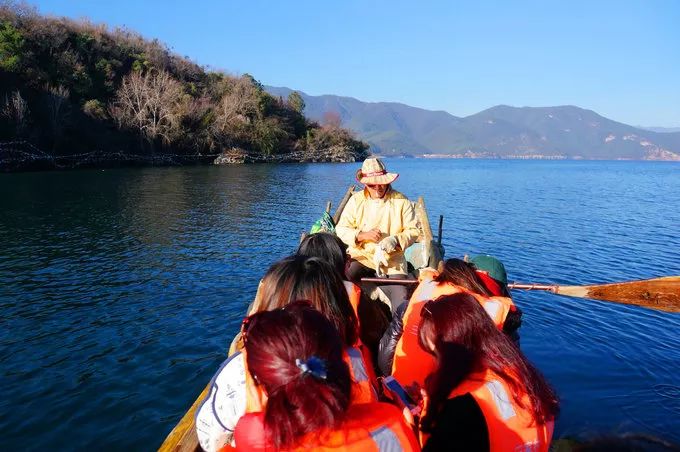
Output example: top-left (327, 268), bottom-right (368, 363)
top-left (0, 3), bottom-right (368, 171)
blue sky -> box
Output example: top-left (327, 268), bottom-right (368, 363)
top-left (31, 0), bottom-right (680, 127)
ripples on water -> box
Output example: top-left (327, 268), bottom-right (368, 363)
top-left (1, 160), bottom-right (679, 449)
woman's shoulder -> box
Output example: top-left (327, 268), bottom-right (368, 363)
top-left (211, 351), bottom-right (247, 388)
top-left (299, 402), bottom-right (416, 450)
top-left (233, 412), bottom-right (267, 451)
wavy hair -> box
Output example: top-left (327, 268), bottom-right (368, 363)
top-left (434, 258), bottom-right (494, 297)
top-left (418, 293), bottom-right (559, 432)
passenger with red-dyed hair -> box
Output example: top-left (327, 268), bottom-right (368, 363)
top-left (383, 258), bottom-right (519, 387)
top-left (416, 294), bottom-right (559, 451)
top-left (230, 302), bottom-right (419, 451)
top-left (195, 256), bottom-right (377, 452)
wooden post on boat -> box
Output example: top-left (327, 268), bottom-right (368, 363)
top-left (416, 197), bottom-right (433, 243)
top-left (437, 214), bottom-right (443, 247)
top-left (333, 184), bottom-right (356, 224)
top-left (325, 201), bottom-right (332, 213)
top-left (415, 197), bottom-right (434, 268)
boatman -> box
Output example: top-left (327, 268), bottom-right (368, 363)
top-left (336, 158), bottom-right (420, 312)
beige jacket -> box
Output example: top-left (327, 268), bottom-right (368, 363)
top-left (336, 188), bottom-right (420, 275)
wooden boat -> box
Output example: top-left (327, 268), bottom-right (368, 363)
top-left (158, 185), bottom-right (443, 451)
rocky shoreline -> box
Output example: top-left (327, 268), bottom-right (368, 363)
top-left (213, 145), bottom-right (366, 164)
top-left (0, 142), bottom-right (366, 172)
top-left (4, 141), bottom-right (678, 172)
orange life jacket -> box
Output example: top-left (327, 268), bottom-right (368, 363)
top-left (433, 368), bottom-right (554, 452)
top-left (392, 278), bottom-right (515, 388)
top-left (230, 402), bottom-right (420, 451)
top-left (343, 280), bottom-right (362, 319)
top-left (244, 346), bottom-right (377, 414)
top-left (342, 280), bottom-right (379, 391)
top-left (391, 279), bottom-right (465, 387)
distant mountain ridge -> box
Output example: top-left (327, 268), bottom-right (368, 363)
top-left (638, 126), bottom-right (680, 134)
top-left (266, 86), bottom-right (680, 160)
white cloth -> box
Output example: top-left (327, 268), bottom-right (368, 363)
top-left (379, 235), bottom-right (399, 253)
top-left (195, 352), bottom-right (247, 452)
top-left (373, 246), bottom-right (388, 277)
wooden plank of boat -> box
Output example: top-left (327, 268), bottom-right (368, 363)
top-left (158, 187), bottom-right (440, 451)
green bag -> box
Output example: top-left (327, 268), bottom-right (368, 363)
top-left (310, 211), bottom-right (336, 234)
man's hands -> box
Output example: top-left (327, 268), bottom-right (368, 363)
top-left (358, 229), bottom-right (400, 253)
top-left (357, 228), bottom-right (382, 243)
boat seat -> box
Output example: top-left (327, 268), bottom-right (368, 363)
top-left (405, 239), bottom-right (444, 277)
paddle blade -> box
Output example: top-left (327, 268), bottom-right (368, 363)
top-left (556, 276), bottom-right (680, 313)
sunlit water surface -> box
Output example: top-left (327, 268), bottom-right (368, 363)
top-left (1, 160), bottom-right (679, 450)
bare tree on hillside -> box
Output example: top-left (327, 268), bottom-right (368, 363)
top-left (213, 76), bottom-right (259, 134)
top-left (109, 70), bottom-right (184, 149)
top-left (1, 90), bottom-right (30, 136)
top-left (45, 85), bottom-right (70, 151)
top-left (181, 95), bottom-right (214, 152)
top-left (0, 1), bottom-right (38, 21)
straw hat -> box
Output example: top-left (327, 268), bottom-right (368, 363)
top-left (355, 158), bottom-right (399, 185)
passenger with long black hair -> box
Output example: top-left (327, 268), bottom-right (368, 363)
top-left (417, 294), bottom-right (558, 451)
top-left (297, 232), bottom-right (390, 365)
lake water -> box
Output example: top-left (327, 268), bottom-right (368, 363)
top-left (1, 159), bottom-right (679, 450)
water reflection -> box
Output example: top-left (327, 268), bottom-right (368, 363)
top-left (0, 160), bottom-right (679, 449)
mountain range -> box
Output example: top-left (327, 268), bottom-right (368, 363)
top-left (639, 126), bottom-right (680, 133)
top-left (266, 86), bottom-right (680, 160)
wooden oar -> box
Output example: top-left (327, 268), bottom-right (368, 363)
top-left (508, 276), bottom-right (680, 313)
top-left (361, 276), bottom-right (680, 313)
